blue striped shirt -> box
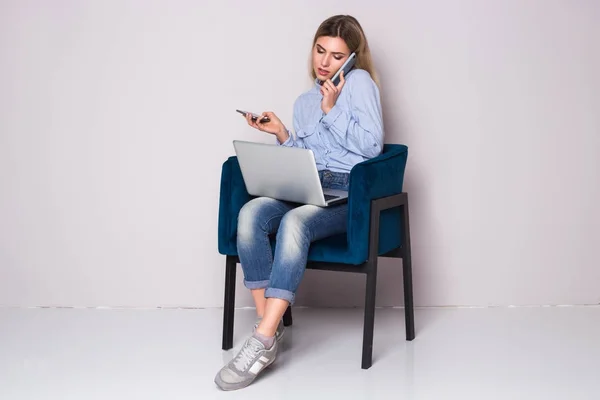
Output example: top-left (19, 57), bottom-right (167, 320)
top-left (277, 69), bottom-right (384, 173)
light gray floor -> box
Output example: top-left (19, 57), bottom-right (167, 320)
top-left (1, 306), bottom-right (599, 400)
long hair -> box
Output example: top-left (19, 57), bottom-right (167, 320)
top-left (310, 15), bottom-right (379, 86)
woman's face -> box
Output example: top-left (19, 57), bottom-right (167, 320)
top-left (312, 36), bottom-right (351, 82)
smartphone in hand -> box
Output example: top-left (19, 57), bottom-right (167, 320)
top-left (331, 52), bottom-right (357, 85)
top-left (236, 109), bottom-right (270, 123)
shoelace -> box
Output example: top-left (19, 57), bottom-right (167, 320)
top-left (233, 339), bottom-right (262, 371)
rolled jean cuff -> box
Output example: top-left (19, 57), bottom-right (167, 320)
top-left (264, 287), bottom-right (295, 305)
top-left (244, 279), bottom-right (270, 290)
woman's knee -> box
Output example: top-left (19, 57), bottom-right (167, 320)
top-left (278, 206), bottom-right (317, 242)
top-left (237, 197), bottom-right (279, 238)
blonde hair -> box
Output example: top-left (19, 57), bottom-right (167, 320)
top-left (310, 15), bottom-right (379, 86)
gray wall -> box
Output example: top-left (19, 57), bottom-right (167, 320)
top-left (1, 0), bottom-right (599, 308)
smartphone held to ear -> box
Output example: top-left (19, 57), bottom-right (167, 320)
top-left (331, 52), bottom-right (356, 85)
top-left (236, 109), bottom-right (270, 123)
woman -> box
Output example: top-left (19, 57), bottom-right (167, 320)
top-left (215, 14), bottom-right (384, 391)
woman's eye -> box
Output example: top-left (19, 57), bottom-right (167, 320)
top-left (334, 56), bottom-right (342, 60)
top-left (317, 50), bottom-right (324, 54)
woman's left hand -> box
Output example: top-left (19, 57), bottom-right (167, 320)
top-left (320, 70), bottom-right (346, 114)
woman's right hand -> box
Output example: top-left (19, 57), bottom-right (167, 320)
top-left (245, 111), bottom-right (289, 143)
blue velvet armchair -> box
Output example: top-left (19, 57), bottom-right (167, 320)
top-left (217, 144), bottom-right (414, 369)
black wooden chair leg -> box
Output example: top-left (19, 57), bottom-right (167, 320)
top-left (222, 255), bottom-right (236, 350)
top-left (403, 254), bottom-right (415, 341)
top-left (401, 201), bottom-right (415, 341)
top-left (283, 305), bottom-right (293, 327)
top-left (361, 259), bottom-right (378, 369)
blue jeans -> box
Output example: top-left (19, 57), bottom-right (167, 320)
top-left (237, 170), bottom-right (350, 305)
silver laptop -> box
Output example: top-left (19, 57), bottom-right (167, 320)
top-left (233, 140), bottom-right (349, 207)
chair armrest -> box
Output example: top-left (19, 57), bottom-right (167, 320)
top-left (218, 156), bottom-right (252, 255)
top-left (346, 144), bottom-right (409, 262)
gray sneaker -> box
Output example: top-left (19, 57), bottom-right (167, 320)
top-left (254, 318), bottom-right (285, 342)
top-left (215, 336), bottom-right (278, 391)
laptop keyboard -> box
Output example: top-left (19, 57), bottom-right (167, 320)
top-left (324, 194), bottom-right (340, 201)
